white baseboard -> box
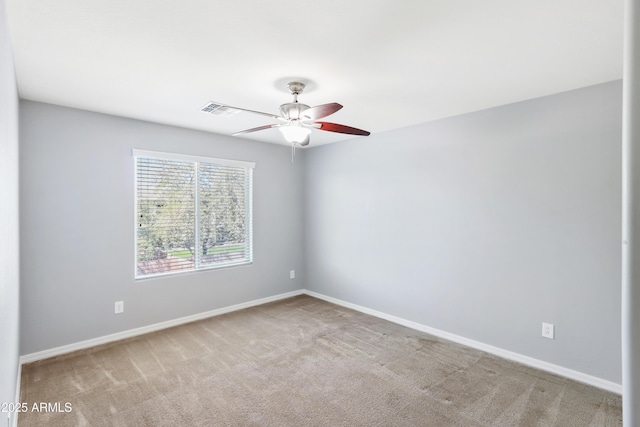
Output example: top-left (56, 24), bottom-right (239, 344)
top-left (20, 290), bottom-right (304, 365)
top-left (18, 288), bottom-right (621, 396)
top-left (303, 290), bottom-right (622, 395)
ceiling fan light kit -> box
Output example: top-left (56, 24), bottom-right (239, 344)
top-left (278, 122), bottom-right (311, 143)
top-left (203, 81), bottom-right (370, 150)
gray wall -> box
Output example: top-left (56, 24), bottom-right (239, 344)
top-left (19, 101), bottom-right (305, 355)
top-left (17, 80), bottom-right (623, 385)
top-left (304, 81), bottom-right (623, 383)
top-left (0, 0), bottom-right (20, 415)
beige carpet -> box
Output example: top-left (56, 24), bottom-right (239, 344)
top-left (19, 295), bottom-right (622, 426)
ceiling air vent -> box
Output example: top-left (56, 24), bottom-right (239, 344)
top-left (201, 102), bottom-right (240, 116)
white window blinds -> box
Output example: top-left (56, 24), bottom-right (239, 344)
top-left (134, 150), bottom-right (253, 278)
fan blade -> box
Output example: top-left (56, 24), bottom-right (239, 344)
top-left (299, 135), bottom-right (310, 146)
top-left (314, 122), bottom-right (371, 136)
top-left (301, 103), bottom-right (343, 120)
top-left (232, 123), bottom-right (281, 136)
top-left (219, 104), bottom-right (285, 121)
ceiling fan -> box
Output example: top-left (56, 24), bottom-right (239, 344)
top-left (202, 82), bottom-right (370, 147)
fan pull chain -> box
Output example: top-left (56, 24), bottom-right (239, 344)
top-left (291, 143), bottom-right (296, 163)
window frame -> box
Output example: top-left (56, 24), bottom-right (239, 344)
top-left (133, 149), bottom-right (254, 279)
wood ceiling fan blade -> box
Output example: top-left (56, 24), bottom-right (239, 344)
top-left (301, 103), bottom-right (343, 120)
top-left (232, 123), bottom-right (282, 136)
top-left (314, 122), bottom-right (371, 136)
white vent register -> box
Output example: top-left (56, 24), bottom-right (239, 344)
top-left (200, 102), bottom-right (240, 116)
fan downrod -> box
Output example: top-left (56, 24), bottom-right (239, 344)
top-left (281, 82), bottom-right (309, 119)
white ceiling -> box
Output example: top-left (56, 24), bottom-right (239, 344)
top-left (6, 0), bottom-right (624, 147)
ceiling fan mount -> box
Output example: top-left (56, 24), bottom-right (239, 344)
top-left (286, 81), bottom-right (306, 96)
top-left (202, 81), bottom-right (370, 148)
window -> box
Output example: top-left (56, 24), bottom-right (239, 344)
top-left (134, 150), bottom-right (254, 278)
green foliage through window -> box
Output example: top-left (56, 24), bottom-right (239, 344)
top-left (135, 151), bottom-right (253, 278)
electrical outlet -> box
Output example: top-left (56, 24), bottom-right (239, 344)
top-left (115, 301), bottom-right (124, 314)
top-left (542, 322), bottom-right (554, 339)
top-left (290, 270), bottom-right (295, 279)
